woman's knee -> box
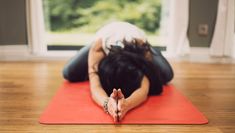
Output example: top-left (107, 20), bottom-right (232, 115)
top-left (164, 66), bottom-right (174, 83)
top-left (62, 66), bottom-right (71, 81)
top-left (62, 44), bottom-right (91, 82)
top-left (62, 64), bottom-right (89, 82)
top-left (62, 66), bottom-right (77, 82)
top-left (151, 54), bottom-right (174, 84)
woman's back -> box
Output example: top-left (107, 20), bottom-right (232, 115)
top-left (94, 22), bottom-right (147, 55)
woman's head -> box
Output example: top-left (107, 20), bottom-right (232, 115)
top-left (98, 50), bottom-right (144, 97)
top-left (98, 40), bottom-right (163, 98)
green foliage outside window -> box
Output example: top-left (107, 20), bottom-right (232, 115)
top-left (44, 0), bottom-right (161, 34)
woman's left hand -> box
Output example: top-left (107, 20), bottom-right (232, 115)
top-left (117, 89), bottom-right (130, 121)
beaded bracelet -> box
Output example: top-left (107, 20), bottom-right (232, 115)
top-left (103, 98), bottom-right (109, 114)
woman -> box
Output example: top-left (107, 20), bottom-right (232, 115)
top-left (63, 22), bottom-right (174, 122)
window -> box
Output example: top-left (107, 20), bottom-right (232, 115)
top-left (43, 0), bottom-right (166, 50)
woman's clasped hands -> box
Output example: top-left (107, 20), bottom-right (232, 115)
top-left (107, 88), bottom-right (129, 122)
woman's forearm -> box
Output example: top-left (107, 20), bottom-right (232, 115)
top-left (88, 39), bottom-right (108, 107)
top-left (125, 76), bottom-right (149, 111)
top-left (89, 72), bottom-right (108, 107)
top-left (125, 89), bottom-right (148, 111)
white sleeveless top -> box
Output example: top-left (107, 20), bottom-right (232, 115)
top-left (94, 22), bottom-right (147, 55)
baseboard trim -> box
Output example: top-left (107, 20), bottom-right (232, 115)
top-left (0, 45), bottom-right (31, 60)
top-left (171, 47), bottom-right (235, 64)
top-left (1, 46), bottom-right (234, 63)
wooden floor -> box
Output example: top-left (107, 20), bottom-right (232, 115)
top-left (0, 60), bottom-right (235, 133)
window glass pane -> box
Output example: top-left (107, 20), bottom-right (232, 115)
top-left (43, 0), bottom-right (165, 49)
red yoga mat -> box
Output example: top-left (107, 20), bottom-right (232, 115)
top-left (39, 81), bottom-right (208, 124)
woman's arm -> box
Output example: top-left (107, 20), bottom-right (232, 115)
top-left (88, 39), bottom-right (120, 121)
top-left (117, 75), bottom-right (150, 120)
top-left (126, 75), bottom-right (149, 109)
top-left (88, 39), bottom-right (150, 121)
top-left (88, 38), bottom-right (108, 106)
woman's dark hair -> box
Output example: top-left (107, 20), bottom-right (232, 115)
top-left (98, 39), bottom-right (163, 98)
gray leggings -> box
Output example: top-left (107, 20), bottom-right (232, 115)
top-left (62, 44), bottom-right (174, 84)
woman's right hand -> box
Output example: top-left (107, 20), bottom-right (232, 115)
top-left (107, 89), bottom-right (118, 122)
